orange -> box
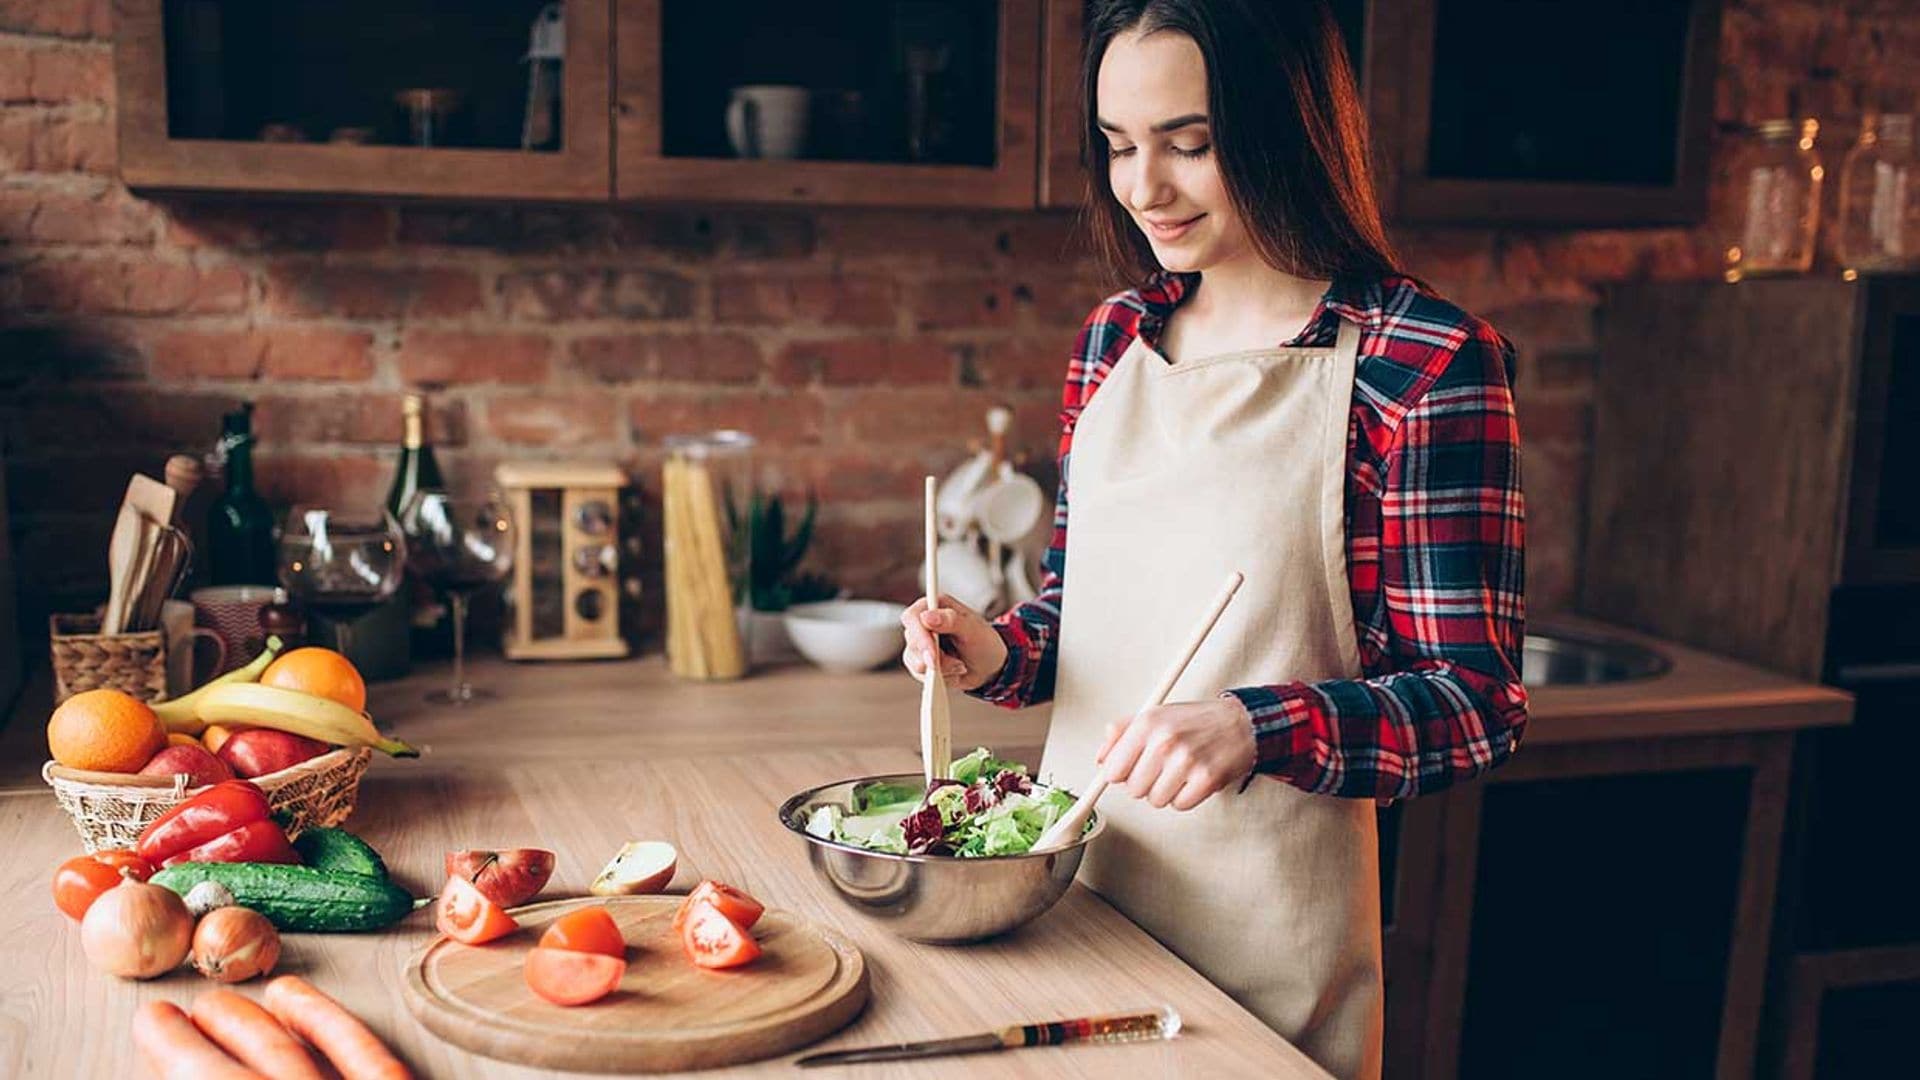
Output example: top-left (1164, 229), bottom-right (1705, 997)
top-left (259, 647), bottom-right (367, 712)
top-left (165, 732), bottom-right (200, 749)
top-left (201, 723), bottom-right (235, 755)
top-left (47, 689), bottom-right (168, 772)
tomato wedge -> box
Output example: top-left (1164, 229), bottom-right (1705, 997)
top-left (671, 880), bottom-right (764, 933)
top-left (680, 898), bottom-right (762, 970)
top-left (525, 947), bottom-right (626, 1006)
top-left (538, 907), bottom-right (626, 959)
top-left (436, 873), bottom-right (519, 945)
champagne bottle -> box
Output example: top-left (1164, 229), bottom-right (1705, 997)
top-left (387, 393), bottom-right (450, 655)
top-left (206, 403), bottom-right (276, 585)
top-left (386, 393), bottom-right (446, 519)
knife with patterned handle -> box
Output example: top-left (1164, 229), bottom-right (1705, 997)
top-left (795, 1005), bottom-right (1182, 1067)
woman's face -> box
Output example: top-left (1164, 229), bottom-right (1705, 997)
top-left (1096, 28), bottom-right (1251, 274)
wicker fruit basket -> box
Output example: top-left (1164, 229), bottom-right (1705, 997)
top-left (42, 746), bottom-right (373, 854)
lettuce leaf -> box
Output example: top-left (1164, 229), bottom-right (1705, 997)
top-left (814, 749), bottom-right (1079, 858)
top-left (948, 747), bottom-right (1030, 786)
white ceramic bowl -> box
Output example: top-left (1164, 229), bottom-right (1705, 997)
top-left (782, 599), bottom-right (907, 674)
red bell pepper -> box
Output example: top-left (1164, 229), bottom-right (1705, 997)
top-left (135, 780), bottom-right (299, 868)
top-left (166, 818), bottom-right (300, 866)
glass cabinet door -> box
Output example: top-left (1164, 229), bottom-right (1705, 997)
top-left (118, 0), bottom-right (612, 199)
top-left (616, 0), bottom-right (1043, 208)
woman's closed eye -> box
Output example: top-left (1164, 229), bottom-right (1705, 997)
top-left (1105, 142), bottom-right (1212, 160)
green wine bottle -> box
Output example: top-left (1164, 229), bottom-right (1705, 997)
top-left (388, 392), bottom-right (450, 657)
top-left (386, 393), bottom-right (446, 518)
top-left (206, 403), bottom-right (276, 585)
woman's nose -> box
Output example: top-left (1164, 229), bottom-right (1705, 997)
top-left (1120, 153), bottom-right (1172, 213)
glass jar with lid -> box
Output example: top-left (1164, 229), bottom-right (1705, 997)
top-left (1837, 113), bottom-right (1919, 277)
top-left (661, 430), bottom-right (755, 680)
top-left (1724, 118), bottom-right (1824, 281)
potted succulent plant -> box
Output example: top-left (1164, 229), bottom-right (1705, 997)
top-left (728, 490), bottom-right (838, 665)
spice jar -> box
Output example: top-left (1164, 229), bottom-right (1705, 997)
top-left (1837, 113), bottom-right (1919, 277)
top-left (661, 431), bottom-right (755, 680)
top-left (1725, 118), bottom-right (1824, 281)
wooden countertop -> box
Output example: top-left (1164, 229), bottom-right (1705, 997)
top-left (0, 667), bottom-right (1324, 1078)
top-left (0, 614), bottom-right (1848, 1078)
top-left (1522, 615), bottom-right (1851, 745)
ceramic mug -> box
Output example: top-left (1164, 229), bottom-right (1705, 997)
top-left (973, 472), bottom-right (1049, 549)
top-left (725, 85), bottom-right (810, 160)
top-left (190, 584), bottom-right (285, 676)
top-left (161, 598), bottom-right (226, 695)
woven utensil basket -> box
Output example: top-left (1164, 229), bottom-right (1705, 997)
top-left (42, 746), bottom-right (373, 853)
top-left (49, 612), bottom-right (167, 704)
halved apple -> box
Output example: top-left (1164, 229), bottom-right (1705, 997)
top-left (589, 840), bottom-right (678, 897)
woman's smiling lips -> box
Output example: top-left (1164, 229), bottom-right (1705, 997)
top-left (1143, 213), bottom-right (1204, 241)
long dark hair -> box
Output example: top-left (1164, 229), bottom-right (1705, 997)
top-left (1082, 0), bottom-right (1399, 285)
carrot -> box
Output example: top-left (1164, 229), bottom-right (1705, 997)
top-left (263, 975), bottom-right (412, 1080)
top-left (131, 1000), bottom-right (264, 1080)
top-left (190, 989), bottom-right (325, 1080)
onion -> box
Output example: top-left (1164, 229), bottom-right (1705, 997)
top-left (80, 875), bottom-right (193, 980)
top-left (190, 905), bottom-right (280, 983)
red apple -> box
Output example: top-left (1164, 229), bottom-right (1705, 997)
top-left (138, 745), bottom-right (233, 788)
top-left (215, 728), bottom-right (331, 779)
top-left (445, 848), bottom-right (556, 908)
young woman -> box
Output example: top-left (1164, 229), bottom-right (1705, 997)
top-left (901, 1), bottom-right (1526, 1075)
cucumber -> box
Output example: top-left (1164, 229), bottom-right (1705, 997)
top-left (293, 827), bottom-right (389, 879)
top-left (151, 862), bottom-right (417, 933)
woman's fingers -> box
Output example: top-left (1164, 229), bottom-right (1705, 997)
top-left (1146, 761), bottom-right (1188, 808)
top-left (1099, 717), bottom-right (1147, 787)
top-left (900, 595), bottom-right (969, 680)
top-left (1126, 731), bottom-right (1173, 799)
top-left (1170, 776), bottom-right (1213, 811)
top-left (899, 598), bottom-right (940, 669)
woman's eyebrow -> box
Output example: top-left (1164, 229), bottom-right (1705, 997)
top-left (1096, 113), bottom-right (1211, 135)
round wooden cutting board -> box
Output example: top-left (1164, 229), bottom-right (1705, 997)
top-left (404, 895), bottom-right (869, 1073)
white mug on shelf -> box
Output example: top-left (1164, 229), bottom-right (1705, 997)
top-left (725, 84), bottom-right (811, 160)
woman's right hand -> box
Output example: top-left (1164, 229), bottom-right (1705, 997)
top-left (900, 594), bottom-right (1009, 693)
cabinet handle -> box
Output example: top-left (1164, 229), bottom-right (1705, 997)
top-left (1834, 661), bottom-right (1920, 686)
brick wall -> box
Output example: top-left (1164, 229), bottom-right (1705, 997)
top-left (3, 0), bottom-right (1916, 645)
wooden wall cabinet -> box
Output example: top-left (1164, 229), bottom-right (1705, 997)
top-left (1366, 0), bottom-right (1723, 226)
top-left (116, 0), bottom-right (1046, 209)
top-left (1040, 0), bottom-right (1723, 225)
top-left (614, 0), bottom-right (1043, 209)
top-left (115, 0), bottom-right (613, 200)
top-left (117, 0), bottom-right (1717, 218)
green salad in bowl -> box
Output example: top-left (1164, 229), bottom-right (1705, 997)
top-left (802, 748), bottom-right (1080, 858)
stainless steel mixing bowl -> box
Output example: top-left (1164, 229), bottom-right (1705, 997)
top-left (778, 772), bottom-right (1105, 945)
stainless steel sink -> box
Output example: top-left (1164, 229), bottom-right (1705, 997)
top-left (1521, 630), bottom-right (1670, 687)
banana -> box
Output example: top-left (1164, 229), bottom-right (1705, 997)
top-left (194, 682), bottom-right (419, 758)
top-left (153, 636), bottom-right (286, 734)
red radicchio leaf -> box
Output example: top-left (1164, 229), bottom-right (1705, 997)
top-left (963, 782), bottom-right (999, 815)
top-left (994, 770), bottom-right (1033, 797)
top-left (903, 805), bottom-right (946, 853)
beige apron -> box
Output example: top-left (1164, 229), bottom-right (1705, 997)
top-left (1041, 318), bottom-right (1382, 1080)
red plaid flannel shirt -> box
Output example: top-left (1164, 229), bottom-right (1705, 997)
top-left (971, 271), bottom-right (1528, 802)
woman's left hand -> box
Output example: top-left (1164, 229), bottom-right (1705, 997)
top-left (1095, 698), bottom-right (1258, 811)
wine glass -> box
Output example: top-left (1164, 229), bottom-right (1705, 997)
top-left (403, 490), bottom-right (515, 705)
top-left (277, 506), bottom-right (407, 662)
